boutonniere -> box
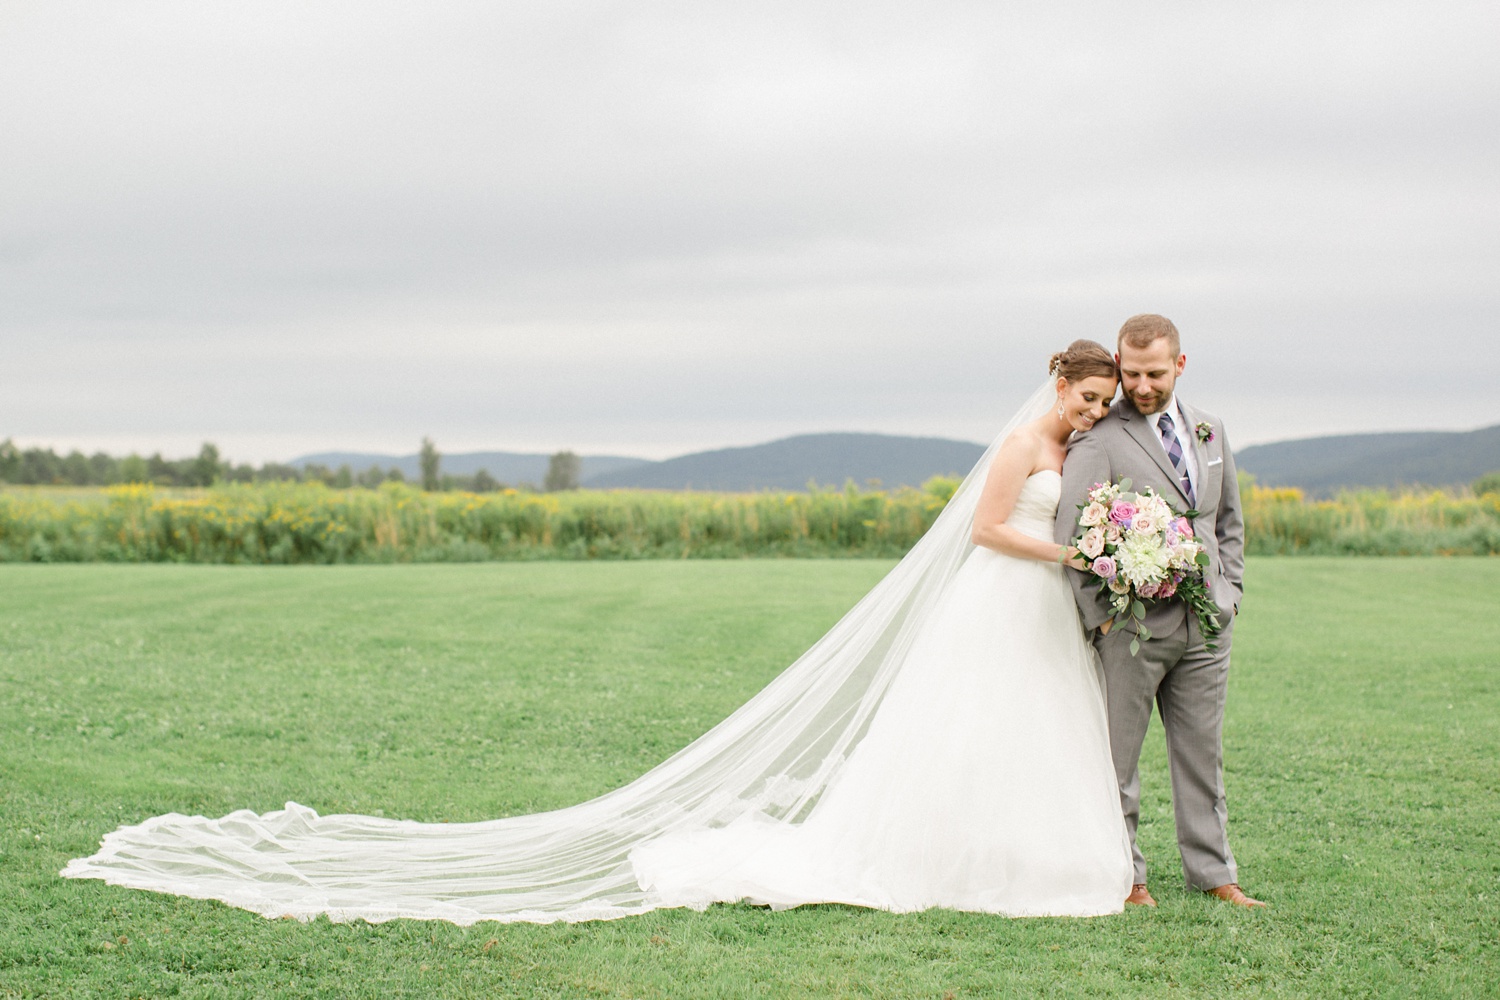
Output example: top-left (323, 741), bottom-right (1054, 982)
top-left (1194, 420), bottom-right (1215, 445)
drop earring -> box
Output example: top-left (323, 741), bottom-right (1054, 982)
top-left (1057, 402), bottom-right (1066, 419)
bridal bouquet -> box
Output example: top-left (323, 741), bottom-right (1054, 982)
top-left (1071, 479), bottom-right (1222, 655)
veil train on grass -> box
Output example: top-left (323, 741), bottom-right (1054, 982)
top-left (63, 380), bottom-right (1058, 925)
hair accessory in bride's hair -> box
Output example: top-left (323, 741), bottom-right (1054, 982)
top-left (1048, 342), bottom-right (1113, 384)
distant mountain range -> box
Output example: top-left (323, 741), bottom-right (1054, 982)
top-left (290, 422), bottom-right (1500, 495)
top-left (292, 434), bottom-right (987, 491)
top-left (583, 433), bottom-right (987, 491)
top-left (288, 451), bottom-right (649, 485)
top-left (1235, 424), bottom-right (1500, 495)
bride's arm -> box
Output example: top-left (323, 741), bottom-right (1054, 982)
top-left (970, 432), bottom-right (1086, 568)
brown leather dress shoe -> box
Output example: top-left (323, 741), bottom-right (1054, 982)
top-left (1125, 883), bottom-right (1157, 907)
top-left (1207, 883), bottom-right (1267, 908)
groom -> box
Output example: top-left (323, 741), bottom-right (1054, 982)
top-left (1055, 314), bottom-right (1264, 909)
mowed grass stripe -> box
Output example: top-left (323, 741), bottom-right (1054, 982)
top-left (1, 559), bottom-right (1496, 998)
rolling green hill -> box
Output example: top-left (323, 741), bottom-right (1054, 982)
top-left (582, 433), bottom-right (986, 491)
top-left (1235, 423), bottom-right (1500, 495)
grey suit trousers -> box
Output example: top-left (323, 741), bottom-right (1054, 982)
top-left (1094, 609), bottom-right (1237, 889)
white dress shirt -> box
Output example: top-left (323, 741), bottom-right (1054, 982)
top-left (1152, 395), bottom-right (1198, 499)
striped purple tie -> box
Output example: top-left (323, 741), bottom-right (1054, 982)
top-left (1158, 413), bottom-right (1195, 506)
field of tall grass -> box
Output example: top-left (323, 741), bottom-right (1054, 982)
top-left (1242, 483), bottom-right (1500, 555)
top-left (1, 479), bottom-right (1496, 563)
top-left (0, 481), bottom-right (950, 563)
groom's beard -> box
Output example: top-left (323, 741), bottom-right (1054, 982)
top-left (1128, 383), bottom-right (1175, 414)
top-left (1131, 393), bottom-right (1167, 414)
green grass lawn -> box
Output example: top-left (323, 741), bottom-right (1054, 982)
top-left (2, 559), bottom-right (1497, 998)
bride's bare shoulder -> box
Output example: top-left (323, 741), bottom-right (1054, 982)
top-left (988, 424), bottom-right (1048, 479)
top-left (998, 423), bottom-right (1045, 458)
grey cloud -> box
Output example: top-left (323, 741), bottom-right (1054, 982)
top-left (2, 1), bottom-right (1497, 462)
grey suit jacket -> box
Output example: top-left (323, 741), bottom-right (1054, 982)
top-left (1054, 398), bottom-right (1245, 636)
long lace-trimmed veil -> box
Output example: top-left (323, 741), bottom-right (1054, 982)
top-left (63, 379), bottom-right (1061, 925)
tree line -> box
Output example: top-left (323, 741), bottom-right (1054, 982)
top-left (0, 438), bottom-right (586, 493)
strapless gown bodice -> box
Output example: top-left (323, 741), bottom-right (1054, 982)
top-left (1006, 470), bottom-right (1063, 541)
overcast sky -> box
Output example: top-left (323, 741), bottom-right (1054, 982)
top-left (2, 1), bottom-right (1496, 463)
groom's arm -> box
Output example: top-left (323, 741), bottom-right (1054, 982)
top-left (1056, 431), bottom-right (1116, 631)
top-left (1216, 427), bottom-right (1245, 612)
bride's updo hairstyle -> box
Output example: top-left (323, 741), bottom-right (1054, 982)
top-left (1048, 339), bottom-right (1117, 383)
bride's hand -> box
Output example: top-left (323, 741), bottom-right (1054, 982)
top-left (1061, 546), bottom-right (1090, 572)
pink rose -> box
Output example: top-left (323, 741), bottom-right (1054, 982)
top-left (1091, 555), bottom-right (1117, 578)
top-left (1174, 517), bottom-right (1194, 538)
top-left (1164, 530), bottom-right (1179, 548)
top-left (1109, 501), bottom-right (1138, 526)
top-left (1132, 512), bottom-right (1161, 534)
top-left (1158, 579), bottom-right (1177, 599)
top-left (1138, 581), bottom-right (1161, 599)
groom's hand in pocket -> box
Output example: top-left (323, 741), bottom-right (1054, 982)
top-left (1097, 619), bottom-right (1113, 635)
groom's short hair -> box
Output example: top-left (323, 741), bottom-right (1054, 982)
top-left (1118, 314), bottom-right (1181, 357)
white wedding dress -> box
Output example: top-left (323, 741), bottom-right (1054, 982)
top-left (633, 471), bottom-right (1132, 916)
top-left (63, 381), bottom-right (1131, 923)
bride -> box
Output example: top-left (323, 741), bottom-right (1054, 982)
top-left (65, 341), bottom-right (1133, 923)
